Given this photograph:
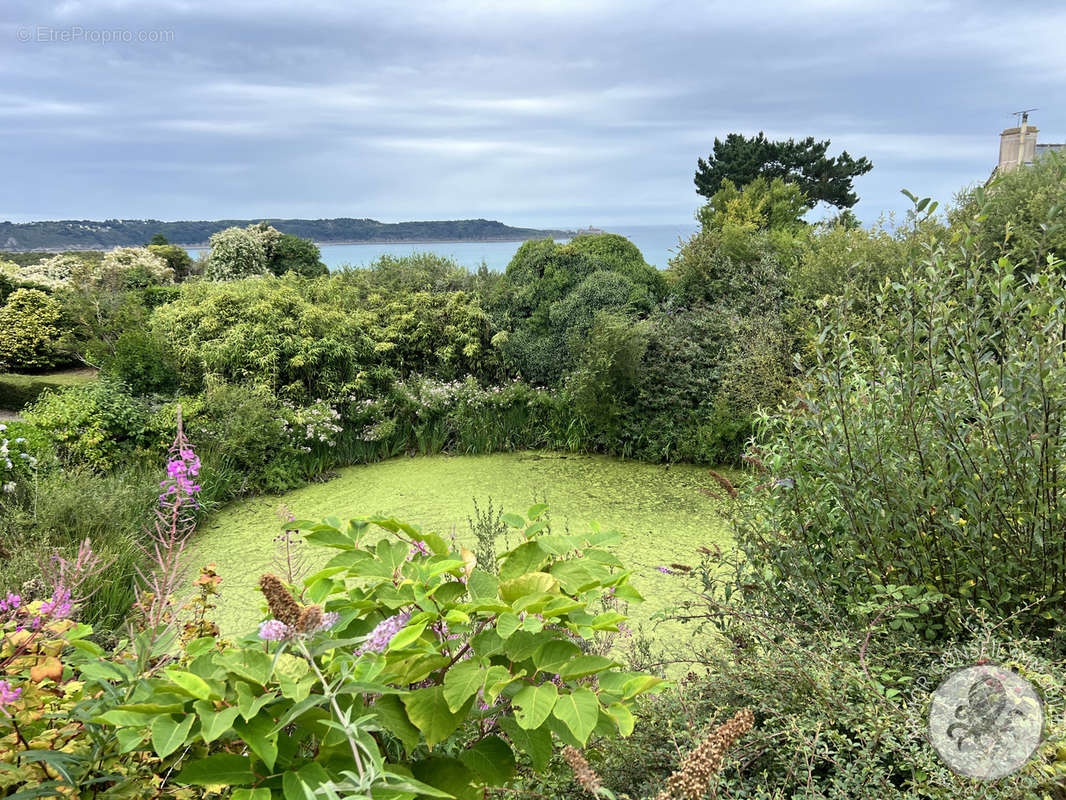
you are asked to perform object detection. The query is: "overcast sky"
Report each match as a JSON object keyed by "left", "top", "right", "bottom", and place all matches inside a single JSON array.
[{"left": 2, "top": 0, "right": 1064, "bottom": 228}]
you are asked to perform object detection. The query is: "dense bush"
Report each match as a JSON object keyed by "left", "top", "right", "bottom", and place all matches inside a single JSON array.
[
  {"left": 148, "top": 242, "right": 197, "bottom": 280},
  {"left": 104, "top": 327, "right": 180, "bottom": 394},
  {"left": 152, "top": 277, "right": 372, "bottom": 401},
  {"left": 0, "top": 288, "right": 68, "bottom": 372},
  {"left": 203, "top": 224, "right": 273, "bottom": 280},
  {"left": 353, "top": 252, "right": 478, "bottom": 293},
  {"left": 267, "top": 232, "right": 328, "bottom": 277},
  {"left": 952, "top": 150, "right": 1066, "bottom": 268},
  {"left": 24, "top": 379, "right": 152, "bottom": 470},
  {"left": 357, "top": 290, "right": 501, "bottom": 382},
  {"left": 738, "top": 195, "right": 1066, "bottom": 640}
]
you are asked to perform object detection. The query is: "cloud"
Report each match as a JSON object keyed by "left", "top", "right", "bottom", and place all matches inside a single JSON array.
[{"left": 0, "top": 0, "right": 1061, "bottom": 227}]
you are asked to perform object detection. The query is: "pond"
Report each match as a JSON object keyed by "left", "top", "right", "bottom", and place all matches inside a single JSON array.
[{"left": 187, "top": 451, "right": 730, "bottom": 638}]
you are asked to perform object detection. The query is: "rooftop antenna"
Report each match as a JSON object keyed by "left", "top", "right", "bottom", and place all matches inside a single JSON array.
[
  {"left": 1013, "top": 108, "right": 1038, "bottom": 126},
  {"left": 1013, "top": 109, "right": 1038, "bottom": 166}
]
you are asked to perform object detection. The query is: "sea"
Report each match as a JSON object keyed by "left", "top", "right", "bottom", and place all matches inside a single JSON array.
[{"left": 188, "top": 224, "right": 698, "bottom": 272}]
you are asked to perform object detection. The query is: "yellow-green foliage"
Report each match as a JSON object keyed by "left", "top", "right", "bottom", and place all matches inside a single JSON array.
[
  {"left": 0, "top": 288, "right": 65, "bottom": 371},
  {"left": 151, "top": 277, "right": 372, "bottom": 399}
]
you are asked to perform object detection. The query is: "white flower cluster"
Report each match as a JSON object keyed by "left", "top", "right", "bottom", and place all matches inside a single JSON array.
[
  {"left": 279, "top": 399, "right": 343, "bottom": 451},
  {"left": 0, "top": 423, "right": 36, "bottom": 495}
]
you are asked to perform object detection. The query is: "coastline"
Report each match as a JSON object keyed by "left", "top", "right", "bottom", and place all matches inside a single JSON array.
[{"left": 1, "top": 233, "right": 575, "bottom": 254}]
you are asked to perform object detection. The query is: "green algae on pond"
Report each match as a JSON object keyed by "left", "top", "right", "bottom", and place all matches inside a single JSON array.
[{"left": 187, "top": 452, "right": 730, "bottom": 637}]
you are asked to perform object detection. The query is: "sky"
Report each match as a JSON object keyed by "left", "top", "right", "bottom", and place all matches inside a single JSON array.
[{"left": 2, "top": 0, "right": 1064, "bottom": 228}]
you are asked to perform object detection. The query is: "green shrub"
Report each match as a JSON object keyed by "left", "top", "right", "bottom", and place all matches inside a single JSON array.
[
  {"left": 0, "top": 462, "right": 157, "bottom": 628},
  {"left": 267, "top": 233, "right": 328, "bottom": 277},
  {"left": 0, "top": 288, "right": 67, "bottom": 371},
  {"left": 24, "top": 379, "right": 152, "bottom": 470},
  {"left": 742, "top": 199, "right": 1066, "bottom": 638},
  {"left": 152, "top": 277, "right": 373, "bottom": 401},
  {"left": 952, "top": 150, "right": 1066, "bottom": 269},
  {"left": 203, "top": 223, "right": 278, "bottom": 280},
  {"left": 148, "top": 242, "right": 196, "bottom": 280},
  {"left": 105, "top": 328, "right": 179, "bottom": 394},
  {"left": 150, "top": 382, "right": 302, "bottom": 496},
  {"left": 567, "top": 312, "right": 649, "bottom": 449},
  {"left": 1, "top": 507, "right": 659, "bottom": 798}
]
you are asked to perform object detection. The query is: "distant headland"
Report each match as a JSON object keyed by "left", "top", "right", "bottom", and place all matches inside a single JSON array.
[{"left": 0, "top": 217, "right": 577, "bottom": 252}]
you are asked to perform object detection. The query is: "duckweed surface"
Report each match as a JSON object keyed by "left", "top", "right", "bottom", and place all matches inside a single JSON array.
[{"left": 189, "top": 452, "right": 730, "bottom": 637}]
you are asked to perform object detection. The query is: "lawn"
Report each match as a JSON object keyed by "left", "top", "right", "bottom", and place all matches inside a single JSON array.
[
  {"left": 187, "top": 451, "right": 731, "bottom": 640},
  {"left": 0, "top": 367, "right": 98, "bottom": 411}
]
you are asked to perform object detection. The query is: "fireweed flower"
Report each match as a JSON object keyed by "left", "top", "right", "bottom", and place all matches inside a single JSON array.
[
  {"left": 0, "top": 681, "right": 20, "bottom": 713},
  {"left": 0, "top": 593, "right": 19, "bottom": 613},
  {"left": 40, "top": 587, "right": 72, "bottom": 619},
  {"left": 159, "top": 445, "right": 201, "bottom": 508},
  {"left": 354, "top": 611, "right": 411, "bottom": 657}
]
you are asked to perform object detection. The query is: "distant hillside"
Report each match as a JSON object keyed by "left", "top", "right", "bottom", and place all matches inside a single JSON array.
[{"left": 0, "top": 218, "right": 574, "bottom": 252}]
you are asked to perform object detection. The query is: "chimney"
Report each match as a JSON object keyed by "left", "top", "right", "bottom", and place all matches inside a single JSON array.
[{"left": 998, "top": 112, "right": 1039, "bottom": 173}]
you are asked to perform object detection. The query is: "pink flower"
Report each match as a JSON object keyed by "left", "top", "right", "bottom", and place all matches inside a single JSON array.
[
  {"left": 0, "top": 681, "right": 20, "bottom": 712},
  {"left": 355, "top": 611, "right": 411, "bottom": 657}
]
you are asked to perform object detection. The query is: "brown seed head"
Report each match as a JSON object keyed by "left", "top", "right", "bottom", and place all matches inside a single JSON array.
[
  {"left": 296, "top": 604, "right": 324, "bottom": 634},
  {"left": 655, "top": 708, "right": 754, "bottom": 800},
  {"left": 563, "top": 745, "right": 602, "bottom": 797},
  {"left": 258, "top": 573, "right": 301, "bottom": 627}
]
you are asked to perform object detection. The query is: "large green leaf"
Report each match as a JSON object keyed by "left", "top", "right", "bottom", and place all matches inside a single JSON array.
[
  {"left": 177, "top": 754, "right": 255, "bottom": 786},
  {"left": 412, "top": 757, "right": 478, "bottom": 800},
  {"left": 459, "top": 735, "right": 516, "bottom": 785},
  {"left": 304, "top": 525, "right": 355, "bottom": 549},
  {"left": 495, "top": 612, "right": 521, "bottom": 639},
  {"left": 497, "top": 717, "right": 553, "bottom": 772},
  {"left": 608, "top": 702, "right": 635, "bottom": 736},
  {"left": 193, "top": 700, "right": 240, "bottom": 744},
  {"left": 232, "top": 790, "right": 271, "bottom": 800},
  {"left": 533, "top": 640, "right": 581, "bottom": 674},
  {"left": 498, "top": 541, "right": 548, "bottom": 581},
  {"left": 217, "top": 649, "right": 275, "bottom": 686},
  {"left": 550, "top": 561, "right": 609, "bottom": 594},
  {"left": 498, "top": 572, "right": 558, "bottom": 604},
  {"left": 372, "top": 694, "right": 421, "bottom": 755},
  {"left": 282, "top": 763, "right": 331, "bottom": 800},
  {"left": 234, "top": 714, "right": 279, "bottom": 770},
  {"left": 235, "top": 681, "right": 276, "bottom": 721},
  {"left": 388, "top": 619, "right": 428, "bottom": 651},
  {"left": 551, "top": 687, "right": 600, "bottom": 746},
  {"left": 165, "top": 669, "right": 215, "bottom": 701},
  {"left": 402, "top": 686, "right": 470, "bottom": 748},
  {"left": 512, "top": 683, "right": 558, "bottom": 730},
  {"left": 467, "top": 570, "right": 499, "bottom": 600},
  {"left": 151, "top": 713, "right": 195, "bottom": 759},
  {"left": 442, "top": 660, "right": 485, "bottom": 713},
  {"left": 558, "top": 655, "right": 615, "bottom": 681}
]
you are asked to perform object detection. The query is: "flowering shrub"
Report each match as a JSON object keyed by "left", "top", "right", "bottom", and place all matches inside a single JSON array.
[
  {"left": 0, "top": 500, "right": 659, "bottom": 797},
  {"left": 0, "top": 422, "right": 36, "bottom": 498},
  {"left": 345, "top": 375, "right": 565, "bottom": 457},
  {"left": 279, "top": 398, "right": 343, "bottom": 452},
  {"left": 203, "top": 224, "right": 273, "bottom": 281},
  {"left": 109, "top": 506, "right": 656, "bottom": 796}
]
